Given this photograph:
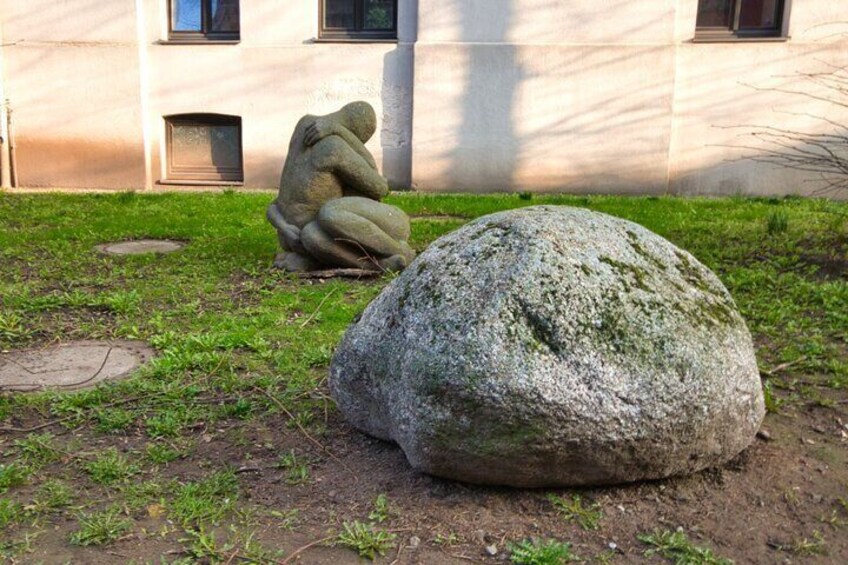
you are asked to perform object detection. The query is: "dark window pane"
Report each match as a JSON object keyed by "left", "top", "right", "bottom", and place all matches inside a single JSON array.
[
  {"left": 363, "top": 0, "right": 394, "bottom": 30},
  {"left": 172, "top": 124, "right": 240, "bottom": 170},
  {"left": 324, "top": 0, "right": 355, "bottom": 29},
  {"left": 210, "top": 0, "right": 239, "bottom": 33},
  {"left": 173, "top": 0, "right": 202, "bottom": 32},
  {"left": 739, "top": 0, "right": 780, "bottom": 29},
  {"left": 696, "top": 0, "right": 733, "bottom": 28}
]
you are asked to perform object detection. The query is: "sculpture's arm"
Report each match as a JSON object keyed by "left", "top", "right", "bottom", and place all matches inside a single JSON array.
[
  {"left": 327, "top": 142, "right": 389, "bottom": 200},
  {"left": 304, "top": 119, "right": 377, "bottom": 170},
  {"left": 266, "top": 201, "right": 307, "bottom": 254}
]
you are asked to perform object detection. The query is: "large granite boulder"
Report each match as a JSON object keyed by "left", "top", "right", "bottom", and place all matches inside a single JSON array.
[{"left": 329, "top": 206, "right": 765, "bottom": 487}]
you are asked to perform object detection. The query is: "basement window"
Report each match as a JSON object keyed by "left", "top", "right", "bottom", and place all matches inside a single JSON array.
[
  {"left": 165, "top": 115, "right": 243, "bottom": 183},
  {"left": 320, "top": 0, "right": 397, "bottom": 40},
  {"left": 169, "top": 0, "right": 240, "bottom": 41},
  {"left": 695, "top": 0, "right": 789, "bottom": 40}
]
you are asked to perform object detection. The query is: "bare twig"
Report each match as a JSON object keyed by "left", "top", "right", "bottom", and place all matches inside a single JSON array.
[
  {"left": 254, "top": 386, "right": 356, "bottom": 477},
  {"left": 295, "top": 268, "right": 382, "bottom": 280},
  {"left": 279, "top": 535, "right": 334, "bottom": 564},
  {"left": 299, "top": 288, "right": 339, "bottom": 328},
  {"left": 760, "top": 356, "right": 808, "bottom": 378}
]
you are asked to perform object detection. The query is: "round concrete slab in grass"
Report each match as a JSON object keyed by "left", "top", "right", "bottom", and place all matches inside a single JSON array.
[
  {"left": 0, "top": 340, "right": 153, "bottom": 392},
  {"left": 98, "top": 239, "right": 185, "bottom": 255}
]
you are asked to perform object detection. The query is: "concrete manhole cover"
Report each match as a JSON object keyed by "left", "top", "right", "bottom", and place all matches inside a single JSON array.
[
  {"left": 97, "top": 239, "right": 185, "bottom": 255},
  {"left": 0, "top": 340, "right": 153, "bottom": 392}
]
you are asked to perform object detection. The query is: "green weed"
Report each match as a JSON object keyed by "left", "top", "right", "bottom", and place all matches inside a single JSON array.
[
  {"left": 0, "top": 463, "right": 29, "bottom": 493},
  {"left": 95, "top": 408, "right": 137, "bottom": 433},
  {"left": 547, "top": 494, "right": 602, "bottom": 531},
  {"left": 638, "top": 529, "right": 732, "bottom": 565},
  {"left": 0, "top": 311, "right": 32, "bottom": 342},
  {"left": 0, "top": 498, "right": 23, "bottom": 527},
  {"left": 69, "top": 507, "right": 133, "bottom": 546},
  {"left": 276, "top": 450, "right": 310, "bottom": 485},
  {"left": 145, "top": 442, "right": 184, "bottom": 464},
  {"left": 766, "top": 209, "right": 789, "bottom": 234},
  {"left": 13, "top": 433, "right": 63, "bottom": 468},
  {"left": 83, "top": 448, "right": 139, "bottom": 485},
  {"left": 169, "top": 470, "right": 239, "bottom": 527},
  {"left": 368, "top": 493, "right": 392, "bottom": 523},
  {"left": 336, "top": 520, "right": 397, "bottom": 560},
  {"left": 179, "top": 528, "right": 234, "bottom": 561},
  {"left": 29, "top": 479, "right": 74, "bottom": 513},
  {"left": 508, "top": 538, "right": 579, "bottom": 564},
  {"left": 762, "top": 380, "right": 784, "bottom": 413}
]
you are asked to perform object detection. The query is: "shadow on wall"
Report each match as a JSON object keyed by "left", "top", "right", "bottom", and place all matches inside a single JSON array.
[
  {"left": 450, "top": 0, "right": 522, "bottom": 192},
  {"left": 381, "top": 46, "right": 415, "bottom": 189}
]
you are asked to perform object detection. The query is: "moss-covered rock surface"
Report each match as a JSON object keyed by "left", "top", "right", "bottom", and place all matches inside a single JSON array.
[{"left": 330, "top": 206, "right": 765, "bottom": 487}]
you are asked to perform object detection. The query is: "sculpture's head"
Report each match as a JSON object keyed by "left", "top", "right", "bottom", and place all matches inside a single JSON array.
[{"left": 336, "top": 101, "right": 377, "bottom": 143}]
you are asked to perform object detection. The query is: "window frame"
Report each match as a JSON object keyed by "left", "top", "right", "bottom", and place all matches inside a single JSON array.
[
  {"left": 318, "top": 0, "right": 398, "bottom": 41},
  {"left": 694, "top": 0, "right": 790, "bottom": 42},
  {"left": 168, "top": 0, "right": 240, "bottom": 42},
  {"left": 164, "top": 114, "right": 244, "bottom": 184}
]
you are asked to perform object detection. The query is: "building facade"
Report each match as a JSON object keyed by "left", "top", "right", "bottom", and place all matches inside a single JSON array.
[{"left": 0, "top": 1, "right": 846, "bottom": 196}]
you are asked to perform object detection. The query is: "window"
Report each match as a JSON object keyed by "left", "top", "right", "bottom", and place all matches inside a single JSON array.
[
  {"left": 696, "top": 0, "right": 788, "bottom": 40},
  {"left": 169, "top": 0, "right": 239, "bottom": 41},
  {"left": 165, "top": 115, "right": 243, "bottom": 183},
  {"left": 320, "top": 0, "right": 397, "bottom": 40}
]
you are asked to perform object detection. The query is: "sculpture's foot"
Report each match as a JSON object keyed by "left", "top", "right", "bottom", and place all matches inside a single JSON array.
[
  {"left": 376, "top": 241, "right": 415, "bottom": 272},
  {"left": 273, "top": 252, "right": 322, "bottom": 272},
  {"left": 378, "top": 254, "right": 411, "bottom": 272}
]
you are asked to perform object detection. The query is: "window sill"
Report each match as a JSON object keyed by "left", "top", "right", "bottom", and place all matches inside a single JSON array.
[
  {"left": 311, "top": 37, "right": 398, "bottom": 44},
  {"left": 691, "top": 35, "right": 789, "bottom": 44},
  {"left": 157, "top": 39, "right": 240, "bottom": 45},
  {"left": 158, "top": 180, "right": 244, "bottom": 187}
]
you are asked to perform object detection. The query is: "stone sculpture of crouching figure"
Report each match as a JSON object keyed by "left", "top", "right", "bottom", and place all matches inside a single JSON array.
[{"left": 267, "top": 101, "right": 415, "bottom": 272}]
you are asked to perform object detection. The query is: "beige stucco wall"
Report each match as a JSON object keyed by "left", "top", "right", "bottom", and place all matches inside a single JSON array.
[
  {"left": 0, "top": 0, "right": 415, "bottom": 190},
  {"left": 0, "top": 0, "right": 147, "bottom": 188},
  {"left": 412, "top": 0, "right": 848, "bottom": 196},
  {"left": 1, "top": 1, "right": 847, "bottom": 195}
]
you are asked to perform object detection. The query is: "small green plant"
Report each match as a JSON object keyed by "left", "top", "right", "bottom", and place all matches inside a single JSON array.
[
  {"left": 121, "top": 480, "right": 165, "bottom": 512},
  {"left": 269, "top": 508, "right": 300, "bottom": 530},
  {"left": 83, "top": 448, "right": 139, "bottom": 485},
  {"left": 788, "top": 530, "right": 827, "bottom": 556},
  {"left": 0, "top": 498, "right": 23, "bottom": 528},
  {"left": 145, "top": 442, "right": 183, "bottom": 464},
  {"left": 519, "top": 191, "right": 534, "bottom": 201},
  {"left": 762, "top": 380, "right": 784, "bottom": 414},
  {"left": 69, "top": 507, "right": 133, "bottom": 546},
  {"left": 368, "top": 493, "right": 391, "bottom": 523},
  {"left": 547, "top": 494, "right": 602, "bottom": 531},
  {"left": 13, "top": 433, "right": 63, "bottom": 468},
  {"left": 766, "top": 209, "right": 789, "bottom": 235},
  {"left": 144, "top": 411, "right": 183, "bottom": 438},
  {"left": 95, "top": 408, "right": 136, "bottom": 433},
  {"left": 29, "top": 479, "right": 74, "bottom": 513},
  {"left": 169, "top": 470, "right": 239, "bottom": 527},
  {"left": 276, "top": 450, "right": 310, "bottom": 485},
  {"left": 434, "top": 532, "right": 460, "bottom": 546},
  {"left": 638, "top": 529, "right": 732, "bottom": 565},
  {"left": 0, "top": 463, "right": 30, "bottom": 493},
  {"left": 0, "top": 311, "right": 32, "bottom": 342},
  {"left": 508, "top": 538, "right": 578, "bottom": 564},
  {"left": 180, "top": 528, "right": 234, "bottom": 561},
  {"left": 336, "top": 520, "right": 396, "bottom": 560}
]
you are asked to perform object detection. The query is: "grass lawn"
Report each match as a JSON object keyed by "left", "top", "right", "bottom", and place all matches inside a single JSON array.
[{"left": 0, "top": 191, "right": 846, "bottom": 563}]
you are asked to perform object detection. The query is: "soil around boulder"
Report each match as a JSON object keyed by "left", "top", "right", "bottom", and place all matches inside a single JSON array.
[
  {"left": 0, "top": 340, "right": 153, "bottom": 392},
  {"left": 330, "top": 206, "right": 766, "bottom": 487},
  {"left": 97, "top": 239, "right": 185, "bottom": 255}
]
